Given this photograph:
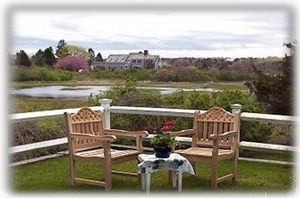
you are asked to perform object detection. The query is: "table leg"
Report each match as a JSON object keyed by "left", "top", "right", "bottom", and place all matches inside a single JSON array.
[
  {"left": 172, "top": 171, "right": 177, "bottom": 188},
  {"left": 177, "top": 171, "right": 183, "bottom": 192},
  {"left": 141, "top": 174, "right": 145, "bottom": 191},
  {"left": 146, "top": 173, "right": 151, "bottom": 193}
]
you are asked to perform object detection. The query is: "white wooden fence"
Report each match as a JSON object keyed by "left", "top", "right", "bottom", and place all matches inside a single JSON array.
[{"left": 9, "top": 99, "right": 296, "bottom": 165}]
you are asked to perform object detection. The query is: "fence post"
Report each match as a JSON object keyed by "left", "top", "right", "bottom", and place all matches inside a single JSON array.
[
  {"left": 231, "top": 103, "right": 242, "bottom": 115},
  {"left": 100, "top": 99, "right": 112, "bottom": 129},
  {"left": 230, "top": 104, "right": 242, "bottom": 157}
]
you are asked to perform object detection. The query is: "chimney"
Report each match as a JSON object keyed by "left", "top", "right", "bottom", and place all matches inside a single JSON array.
[{"left": 144, "top": 50, "right": 148, "bottom": 56}]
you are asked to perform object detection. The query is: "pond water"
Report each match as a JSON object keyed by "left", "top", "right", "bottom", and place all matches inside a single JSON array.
[{"left": 11, "top": 85, "right": 218, "bottom": 98}]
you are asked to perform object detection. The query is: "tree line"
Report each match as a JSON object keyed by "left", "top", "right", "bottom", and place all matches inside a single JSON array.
[{"left": 11, "top": 39, "right": 104, "bottom": 71}]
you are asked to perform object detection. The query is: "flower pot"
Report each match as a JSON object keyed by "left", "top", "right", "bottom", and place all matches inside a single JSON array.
[{"left": 153, "top": 144, "right": 171, "bottom": 158}]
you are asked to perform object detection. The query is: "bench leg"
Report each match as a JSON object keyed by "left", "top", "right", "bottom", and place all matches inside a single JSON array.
[
  {"left": 211, "top": 158, "right": 218, "bottom": 190},
  {"left": 232, "top": 154, "right": 238, "bottom": 182},
  {"left": 70, "top": 158, "right": 75, "bottom": 186},
  {"left": 172, "top": 171, "right": 177, "bottom": 188}
]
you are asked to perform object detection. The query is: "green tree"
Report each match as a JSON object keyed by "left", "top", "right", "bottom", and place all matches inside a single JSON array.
[
  {"left": 43, "top": 47, "right": 56, "bottom": 66},
  {"left": 88, "top": 48, "right": 95, "bottom": 66},
  {"left": 55, "top": 39, "right": 66, "bottom": 56},
  {"left": 245, "top": 43, "right": 294, "bottom": 115},
  {"left": 32, "top": 49, "right": 45, "bottom": 66},
  {"left": 15, "top": 50, "right": 31, "bottom": 66},
  {"left": 56, "top": 44, "right": 90, "bottom": 60}
]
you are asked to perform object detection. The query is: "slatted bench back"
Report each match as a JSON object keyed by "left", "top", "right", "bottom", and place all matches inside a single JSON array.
[
  {"left": 193, "top": 107, "right": 238, "bottom": 148},
  {"left": 66, "top": 107, "right": 106, "bottom": 151}
]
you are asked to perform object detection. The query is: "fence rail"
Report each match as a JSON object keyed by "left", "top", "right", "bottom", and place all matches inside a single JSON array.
[
  {"left": 9, "top": 100, "right": 296, "bottom": 161},
  {"left": 11, "top": 106, "right": 294, "bottom": 123},
  {"left": 10, "top": 106, "right": 104, "bottom": 123}
]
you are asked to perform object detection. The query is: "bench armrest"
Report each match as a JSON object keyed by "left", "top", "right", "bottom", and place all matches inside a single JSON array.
[
  {"left": 208, "top": 131, "right": 237, "bottom": 140},
  {"left": 70, "top": 132, "right": 116, "bottom": 142},
  {"left": 169, "top": 129, "right": 196, "bottom": 137},
  {"left": 105, "top": 129, "right": 148, "bottom": 152},
  {"left": 104, "top": 129, "right": 148, "bottom": 137}
]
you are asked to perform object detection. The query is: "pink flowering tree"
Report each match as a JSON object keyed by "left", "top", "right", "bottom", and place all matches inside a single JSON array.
[{"left": 54, "top": 56, "right": 89, "bottom": 71}]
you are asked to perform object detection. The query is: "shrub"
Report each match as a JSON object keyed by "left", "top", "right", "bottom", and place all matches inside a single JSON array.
[
  {"left": 91, "top": 79, "right": 163, "bottom": 107},
  {"left": 162, "top": 90, "right": 186, "bottom": 108},
  {"left": 152, "top": 67, "right": 213, "bottom": 82},
  {"left": 13, "top": 120, "right": 65, "bottom": 146},
  {"left": 54, "top": 56, "right": 89, "bottom": 71},
  {"left": 240, "top": 121, "right": 272, "bottom": 143},
  {"left": 90, "top": 69, "right": 154, "bottom": 81},
  {"left": 211, "top": 90, "right": 264, "bottom": 112},
  {"left": 89, "top": 80, "right": 280, "bottom": 144},
  {"left": 12, "top": 66, "right": 73, "bottom": 81},
  {"left": 216, "top": 69, "right": 253, "bottom": 81},
  {"left": 36, "top": 119, "right": 63, "bottom": 134},
  {"left": 184, "top": 92, "right": 213, "bottom": 109}
]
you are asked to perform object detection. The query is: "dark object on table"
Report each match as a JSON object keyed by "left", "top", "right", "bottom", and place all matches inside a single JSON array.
[{"left": 153, "top": 144, "right": 172, "bottom": 158}]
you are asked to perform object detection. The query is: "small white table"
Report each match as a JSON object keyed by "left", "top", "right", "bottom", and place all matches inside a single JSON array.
[{"left": 137, "top": 153, "right": 195, "bottom": 193}]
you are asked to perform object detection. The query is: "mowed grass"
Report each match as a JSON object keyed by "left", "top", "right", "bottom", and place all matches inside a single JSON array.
[{"left": 10, "top": 155, "right": 294, "bottom": 193}]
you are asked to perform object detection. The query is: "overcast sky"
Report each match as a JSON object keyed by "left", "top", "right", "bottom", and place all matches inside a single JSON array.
[{"left": 10, "top": 9, "right": 292, "bottom": 58}]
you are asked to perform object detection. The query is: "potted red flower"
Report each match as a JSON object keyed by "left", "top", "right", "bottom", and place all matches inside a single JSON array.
[{"left": 151, "top": 120, "right": 178, "bottom": 158}]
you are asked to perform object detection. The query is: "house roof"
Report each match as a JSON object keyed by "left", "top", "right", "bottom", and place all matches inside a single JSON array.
[
  {"left": 105, "top": 54, "right": 128, "bottom": 63},
  {"left": 128, "top": 53, "right": 159, "bottom": 60},
  {"left": 105, "top": 52, "right": 160, "bottom": 63}
]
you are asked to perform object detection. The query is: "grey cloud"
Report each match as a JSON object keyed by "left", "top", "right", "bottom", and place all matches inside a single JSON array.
[
  {"left": 185, "top": 30, "right": 286, "bottom": 48},
  {"left": 70, "top": 39, "right": 146, "bottom": 50},
  {"left": 13, "top": 21, "right": 287, "bottom": 54},
  {"left": 114, "top": 33, "right": 156, "bottom": 40},
  {"left": 50, "top": 20, "right": 79, "bottom": 31},
  {"left": 12, "top": 34, "right": 283, "bottom": 53},
  {"left": 12, "top": 35, "right": 57, "bottom": 50}
]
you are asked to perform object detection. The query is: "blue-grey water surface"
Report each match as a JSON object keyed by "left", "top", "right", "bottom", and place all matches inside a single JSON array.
[{"left": 11, "top": 86, "right": 218, "bottom": 98}]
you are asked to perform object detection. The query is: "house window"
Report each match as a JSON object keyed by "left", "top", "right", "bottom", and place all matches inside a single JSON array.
[
  {"left": 132, "top": 59, "right": 136, "bottom": 63},
  {"left": 137, "top": 60, "right": 142, "bottom": 63}
]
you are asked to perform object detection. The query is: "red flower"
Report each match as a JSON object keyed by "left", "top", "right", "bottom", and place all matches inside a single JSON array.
[
  {"left": 162, "top": 125, "right": 171, "bottom": 131},
  {"left": 161, "top": 120, "right": 174, "bottom": 132},
  {"left": 165, "top": 120, "right": 174, "bottom": 127}
]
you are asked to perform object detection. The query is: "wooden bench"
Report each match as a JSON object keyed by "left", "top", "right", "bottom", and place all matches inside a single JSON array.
[
  {"left": 172, "top": 107, "right": 241, "bottom": 189},
  {"left": 64, "top": 107, "right": 148, "bottom": 191}
]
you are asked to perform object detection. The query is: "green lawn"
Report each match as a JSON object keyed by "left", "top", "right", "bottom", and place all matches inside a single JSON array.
[{"left": 11, "top": 155, "right": 294, "bottom": 193}]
